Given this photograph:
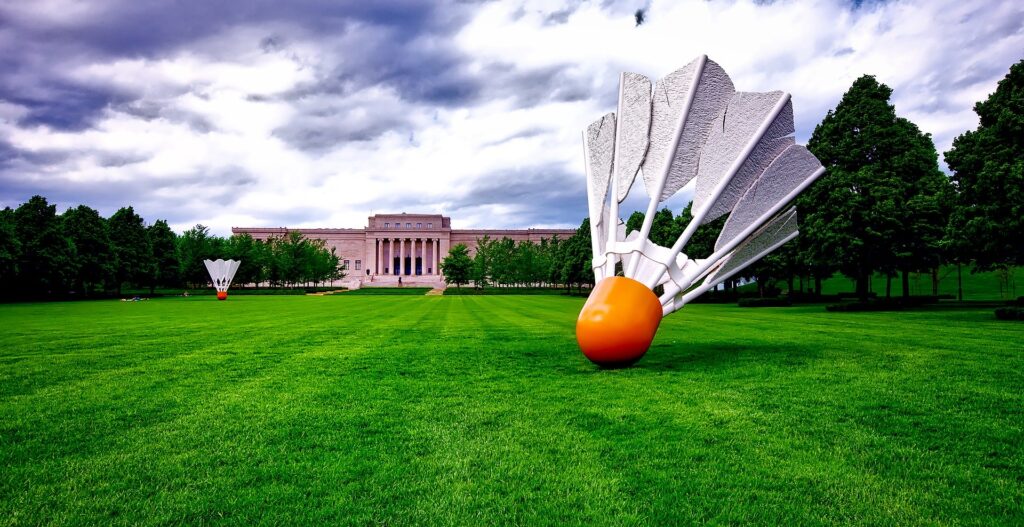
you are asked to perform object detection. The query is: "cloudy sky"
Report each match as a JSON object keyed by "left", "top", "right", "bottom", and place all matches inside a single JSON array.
[{"left": 1, "top": 0, "right": 1021, "bottom": 235}]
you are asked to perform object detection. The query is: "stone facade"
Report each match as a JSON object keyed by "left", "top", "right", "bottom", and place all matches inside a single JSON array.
[{"left": 232, "top": 213, "right": 575, "bottom": 288}]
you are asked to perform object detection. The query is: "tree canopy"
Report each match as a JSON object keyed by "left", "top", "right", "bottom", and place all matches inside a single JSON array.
[
  {"left": 801, "top": 75, "right": 951, "bottom": 300},
  {"left": 441, "top": 243, "right": 472, "bottom": 288},
  {"left": 944, "top": 59, "right": 1024, "bottom": 271}
]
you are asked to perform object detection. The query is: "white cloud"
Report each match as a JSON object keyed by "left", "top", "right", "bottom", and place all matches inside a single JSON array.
[{"left": 1, "top": 0, "right": 1021, "bottom": 234}]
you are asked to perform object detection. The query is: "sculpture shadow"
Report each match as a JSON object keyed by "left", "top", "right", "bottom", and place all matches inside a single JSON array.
[{"left": 629, "top": 340, "right": 823, "bottom": 373}]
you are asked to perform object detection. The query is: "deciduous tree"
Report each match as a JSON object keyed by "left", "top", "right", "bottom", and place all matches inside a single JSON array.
[
  {"left": 108, "top": 206, "right": 151, "bottom": 292},
  {"left": 14, "top": 196, "right": 75, "bottom": 294},
  {"left": 945, "top": 59, "right": 1024, "bottom": 271},
  {"left": 63, "top": 205, "right": 113, "bottom": 294},
  {"left": 441, "top": 243, "right": 472, "bottom": 288}
]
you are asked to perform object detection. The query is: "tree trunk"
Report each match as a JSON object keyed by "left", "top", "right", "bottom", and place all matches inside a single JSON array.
[
  {"left": 787, "top": 275, "right": 795, "bottom": 296},
  {"left": 901, "top": 269, "right": 910, "bottom": 300},
  {"left": 957, "top": 262, "right": 963, "bottom": 302},
  {"left": 885, "top": 275, "right": 892, "bottom": 299},
  {"left": 856, "top": 268, "right": 869, "bottom": 302},
  {"left": 814, "top": 275, "right": 822, "bottom": 297},
  {"left": 931, "top": 267, "right": 939, "bottom": 296}
]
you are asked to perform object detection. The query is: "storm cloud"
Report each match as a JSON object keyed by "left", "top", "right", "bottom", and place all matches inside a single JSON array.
[{"left": 0, "top": 0, "right": 1021, "bottom": 234}]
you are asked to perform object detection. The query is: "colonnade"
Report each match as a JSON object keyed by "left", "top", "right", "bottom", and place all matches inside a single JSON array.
[{"left": 371, "top": 237, "right": 446, "bottom": 276}]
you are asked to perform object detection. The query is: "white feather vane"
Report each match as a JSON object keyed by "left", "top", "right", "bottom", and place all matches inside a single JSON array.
[
  {"left": 580, "top": 55, "right": 825, "bottom": 316},
  {"left": 204, "top": 259, "right": 241, "bottom": 292}
]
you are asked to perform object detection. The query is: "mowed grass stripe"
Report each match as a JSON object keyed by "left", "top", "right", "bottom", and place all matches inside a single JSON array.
[{"left": 0, "top": 296, "right": 1021, "bottom": 525}]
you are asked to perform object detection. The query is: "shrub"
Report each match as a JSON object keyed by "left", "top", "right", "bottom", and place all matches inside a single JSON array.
[
  {"left": 994, "top": 307, "right": 1024, "bottom": 321},
  {"left": 786, "top": 291, "right": 842, "bottom": 303},
  {"left": 826, "top": 301, "right": 904, "bottom": 312},
  {"left": 738, "top": 297, "right": 792, "bottom": 307},
  {"left": 837, "top": 291, "right": 878, "bottom": 299}
]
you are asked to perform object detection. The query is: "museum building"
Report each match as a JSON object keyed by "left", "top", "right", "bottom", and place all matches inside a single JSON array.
[{"left": 232, "top": 213, "right": 575, "bottom": 287}]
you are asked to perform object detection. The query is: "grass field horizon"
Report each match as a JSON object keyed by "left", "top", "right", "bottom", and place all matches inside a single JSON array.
[{"left": 2, "top": 295, "right": 1022, "bottom": 525}]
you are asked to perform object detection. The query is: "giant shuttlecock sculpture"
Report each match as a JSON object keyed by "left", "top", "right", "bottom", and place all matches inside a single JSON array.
[
  {"left": 204, "top": 259, "right": 241, "bottom": 301},
  {"left": 577, "top": 55, "right": 825, "bottom": 367}
]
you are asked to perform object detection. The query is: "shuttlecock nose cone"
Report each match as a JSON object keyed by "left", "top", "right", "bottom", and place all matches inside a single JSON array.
[
  {"left": 216, "top": 291, "right": 228, "bottom": 300},
  {"left": 577, "top": 276, "right": 663, "bottom": 368}
]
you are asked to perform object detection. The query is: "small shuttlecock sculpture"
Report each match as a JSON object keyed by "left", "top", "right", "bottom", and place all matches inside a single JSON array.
[
  {"left": 578, "top": 55, "right": 825, "bottom": 367},
  {"left": 204, "top": 259, "right": 241, "bottom": 300}
]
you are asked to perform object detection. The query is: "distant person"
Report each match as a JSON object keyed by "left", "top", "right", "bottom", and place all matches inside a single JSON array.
[{"left": 398, "top": 276, "right": 402, "bottom": 286}]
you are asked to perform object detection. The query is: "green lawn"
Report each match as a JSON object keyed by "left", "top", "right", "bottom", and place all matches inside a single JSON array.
[
  {"left": 811, "top": 266, "right": 1023, "bottom": 300},
  {"left": 1, "top": 296, "right": 1022, "bottom": 525}
]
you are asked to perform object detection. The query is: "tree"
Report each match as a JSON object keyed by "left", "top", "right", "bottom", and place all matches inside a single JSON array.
[
  {"left": 0, "top": 207, "right": 21, "bottom": 293},
  {"left": 674, "top": 203, "right": 725, "bottom": 260},
  {"left": 274, "top": 230, "right": 309, "bottom": 287},
  {"left": 225, "top": 233, "right": 264, "bottom": 287},
  {"left": 945, "top": 59, "right": 1024, "bottom": 272},
  {"left": 108, "top": 207, "right": 151, "bottom": 293},
  {"left": 471, "top": 235, "right": 493, "bottom": 288},
  {"left": 177, "top": 224, "right": 220, "bottom": 288},
  {"left": 147, "top": 220, "right": 179, "bottom": 292},
  {"left": 63, "top": 205, "right": 114, "bottom": 294},
  {"left": 305, "top": 238, "right": 343, "bottom": 286},
  {"left": 802, "top": 75, "right": 949, "bottom": 301},
  {"left": 888, "top": 118, "right": 952, "bottom": 298},
  {"left": 441, "top": 243, "right": 472, "bottom": 288},
  {"left": 560, "top": 218, "right": 593, "bottom": 293},
  {"left": 14, "top": 196, "right": 75, "bottom": 294}
]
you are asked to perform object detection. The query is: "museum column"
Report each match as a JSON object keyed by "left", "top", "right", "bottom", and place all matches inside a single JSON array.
[
  {"left": 395, "top": 238, "right": 400, "bottom": 275},
  {"left": 376, "top": 238, "right": 383, "bottom": 274}
]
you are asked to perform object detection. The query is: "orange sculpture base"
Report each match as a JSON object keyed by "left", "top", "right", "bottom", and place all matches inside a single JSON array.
[
  {"left": 217, "top": 291, "right": 228, "bottom": 300},
  {"left": 576, "top": 276, "right": 663, "bottom": 368}
]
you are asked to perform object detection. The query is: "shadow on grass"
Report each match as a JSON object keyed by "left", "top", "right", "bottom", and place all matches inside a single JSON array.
[{"left": 630, "top": 341, "right": 823, "bottom": 373}]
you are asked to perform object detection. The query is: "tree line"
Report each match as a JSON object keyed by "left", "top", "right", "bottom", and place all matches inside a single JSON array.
[
  {"left": 440, "top": 227, "right": 594, "bottom": 292},
  {"left": 442, "top": 60, "right": 1023, "bottom": 301},
  {"left": 0, "top": 199, "right": 344, "bottom": 297}
]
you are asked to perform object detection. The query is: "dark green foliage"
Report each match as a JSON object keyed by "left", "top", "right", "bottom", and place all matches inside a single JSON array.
[
  {"left": 225, "top": 233, "right": 265, "bottom": 287},
  {"left": 626, "top": 207, "right": 678, "bottom": 247},
  {"left": 13, "top": 196, "right": 75, "bottom": 293},
  {"left": 108, "top": 206, "right": 152, "bottom": 291},
  {"left": 441, "top": 243, "right": 473, "bottom": 288},
  {"left": 802, "top": 75, "right": 951, "bottom": 300},
  {"left": 265, "top": 231, "right": 342, "bottom": 287},
  {"left": 176, "top": 224, "right": 220, "bottom": 287},
  {"left": 737, "top": 297, "right": 792, "bottom": 307},
  {"left": 673, "top": 203, "right": 724, "bottom": 260},
  {"left": 466, "top": 233, "right": 573, "bottom": 290},
  {"left": 945, "top": 60, "right": 1024, "bottom": 271},
  {"left": 0, "top": 207, "right": 21, "bottom": 290},
  {"left": 470, "top": 235, "right": 493, "bottom": 287},
  {"left": 826, "top": 301, "right": 905, "bottom": 312},
  {"left": 146, "top": 220, "right": 178, "bottom": 290},
  {"left": 559, "top": 218, "right": 593, "bottom": 292},
  {"left": 994, "top": 307, "right": 1024, "bottom": 320},
  {"left": 62, "top": 205, "right": 114, "bottom": 294}
]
